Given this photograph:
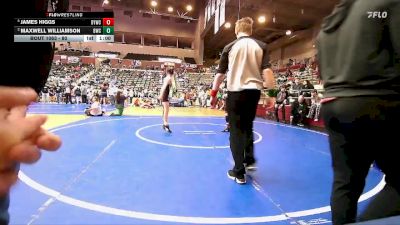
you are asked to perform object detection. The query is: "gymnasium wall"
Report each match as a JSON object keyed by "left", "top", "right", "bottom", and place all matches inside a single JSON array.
[
  {"left": 68, "top": 0, "right": 197, "bottom": 38},
  {"left": 193, "top": 6, "right": 205, "bottom": 65},
  {"left": 270, "top": 37, "right": 317, "bottom": 64},
  {"left": 66, "top": 0, "right": 201, "bottom": 63},
  {"left": 269, "top": 25, "right": 320, "bottom": 65},
  {"left": 57, "top": 42, "right": 196, "bottom": 60}
]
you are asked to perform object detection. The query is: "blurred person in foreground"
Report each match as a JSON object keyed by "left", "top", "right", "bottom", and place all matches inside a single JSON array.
[
  {"left": 317, "top": 0, "right": 400, "bottom": 224},
  {"left": 0, "top": 0, "right": 67, "bottom": 224}
]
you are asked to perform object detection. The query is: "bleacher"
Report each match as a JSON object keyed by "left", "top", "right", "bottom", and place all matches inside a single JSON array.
[
  {"left": 256, "top": 59, "right": 325, "bottom": 128},
  {"left": 275, "top": 70, "right": 319, "bottom": 87},
  {"left": 187, "top": 73, "right": 213, "bottom": 87},
  {"left": 87, "top": 68, "right": 215, "bottom": 97}
]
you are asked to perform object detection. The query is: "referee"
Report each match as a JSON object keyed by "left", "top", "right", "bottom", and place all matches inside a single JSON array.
[{"left": 211, "top": 17, "right": 275, "bottom": 184}]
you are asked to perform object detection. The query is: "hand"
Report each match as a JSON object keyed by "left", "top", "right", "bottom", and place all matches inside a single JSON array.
[
  {"left": 7, "top": 106, "right": 61, "bottom": 152},
  {"left": 0, "top": 87, "right": 37, "bottom": 108},
  {"left": 210, "top": 96, "right": 217, "bottom": 109},
  {"left": 0, "top": 87, "right": 62, "bottom": 196}
]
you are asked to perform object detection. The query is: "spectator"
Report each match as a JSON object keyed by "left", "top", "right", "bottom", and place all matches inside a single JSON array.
[
  {"left": 81, "top": 84, "right": 88, "bottom": 104},
  {"left": 306, "top": 90, "right": 322, "bottom": 122},
  {"left": 49, "top": 86, "right": 55, "bottom": 103},
  {"left": 55, "top": 85, "right": 62, "bottom": 103},
  {"left": 291, "top": 78, "right": 303, "bottom": 96},
  {"left": 41, "top": 86, "right": 49, "bottom": 103},
  {"left": 64, "top": 85, "right": 72, "bottom": 104},
  {"left": 301, "top": 80, "right": 315, "bottom": 105},
  {"left": 109, "top": 85, "right": 117, "bottom": 105},
  {"left": 277, "top": 74, "right": 288, "bottom": 86},
  {"left": 302, "top": 80, "right": 314, "bottom": 95},
  {"left": 128, "top": 89, "right": 134, "bottom": 105},
  {"left": 198, "top": 89, "right": 205, "bottom": 107},
  {"left": 274, "top": 86, "right": 289, "bottom": 123},
  {"left": 285, "top": 68, "right": 293, "bottom": 77},
  {"left": 74, "top": 85, "right": 82, "bottom": 104},
  {"left": 141, "top": 98, "right": 155, "bottom": 109},
  {"left": 134, "top": 98, "right": 140, "bottom": 107},
  {"left": 291, "top": 95, "right": 308, "bottom": 126}
]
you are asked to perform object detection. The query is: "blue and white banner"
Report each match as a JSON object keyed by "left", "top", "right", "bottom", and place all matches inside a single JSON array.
[
  {"left": 204, "top": 3, "right": 208, "bottom": 27},
  {"left": 214, "top": 4, "right": 220, "bottom": 34},
  {"left": 211, "top": 0, "right": 215, "bottom": 16},
  {"left": 207, "top": 1, "right": 211, "bottom": 21},
  {"left": 219, "top": 0, "right": 226, "bottom": 27}
]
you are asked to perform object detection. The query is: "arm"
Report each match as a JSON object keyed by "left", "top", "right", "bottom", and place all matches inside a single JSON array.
[
  {"left": 261, "top": 44, "right": 275, "bottom": 89},
  {"left": 210, "top": 46, "right": 229, "bottom": 108},
  {"left": 210, "top": 73, "right": 226, "bottom": 108},
  {"left": 0, "top": 87, "right": 61, "bottom": 195},
  {"left": 262, "top": 68, "right": 275, "bottom": 89},
  {"left": 213, "top": 45, "right": 229, "bottom": 92},
  {"left": 212, "top": 73, "right": 226, "bottom": 93},
  {"left": 284, "top": 91, "right": 289, "bottom": 104}
]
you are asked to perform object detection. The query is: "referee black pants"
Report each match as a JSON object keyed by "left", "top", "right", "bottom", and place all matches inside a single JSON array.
[
  {"left": 321, "top": 96, "right": 400, "bottom": 225},
  {"left": 227, "top": 89, "right": 260, "bottom": 176}
]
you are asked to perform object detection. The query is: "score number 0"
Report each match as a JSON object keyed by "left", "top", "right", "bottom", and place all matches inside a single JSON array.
[{"left": 102, "top": 18, "right": 114, "bottom": 26}]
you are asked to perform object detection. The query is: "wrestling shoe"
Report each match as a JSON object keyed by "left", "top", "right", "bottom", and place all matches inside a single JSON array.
[
  {"left": 162, "top": 125, "right": 172, "bottom": 133},
  {"left": 227, "top": 170, "right": 246, "bottom": 184}
]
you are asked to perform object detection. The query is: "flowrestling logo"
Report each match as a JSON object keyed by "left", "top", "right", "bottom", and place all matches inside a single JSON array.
[{"left": 367, "top": 11, "right": 388, "bottom": 19}]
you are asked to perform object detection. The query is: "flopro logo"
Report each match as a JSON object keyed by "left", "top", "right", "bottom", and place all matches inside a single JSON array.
[{"left": 367, "top": 11, "right": 388, "bottom": 19}]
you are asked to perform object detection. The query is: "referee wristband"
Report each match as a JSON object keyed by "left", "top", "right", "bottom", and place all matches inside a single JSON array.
[{"left": 211, "top": 90, "right": 218, "bottom": 97}]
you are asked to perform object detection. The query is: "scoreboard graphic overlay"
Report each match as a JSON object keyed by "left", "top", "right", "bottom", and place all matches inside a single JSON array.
[{"left": 14, "top": 12, "right": 114, "bottom": 42}]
